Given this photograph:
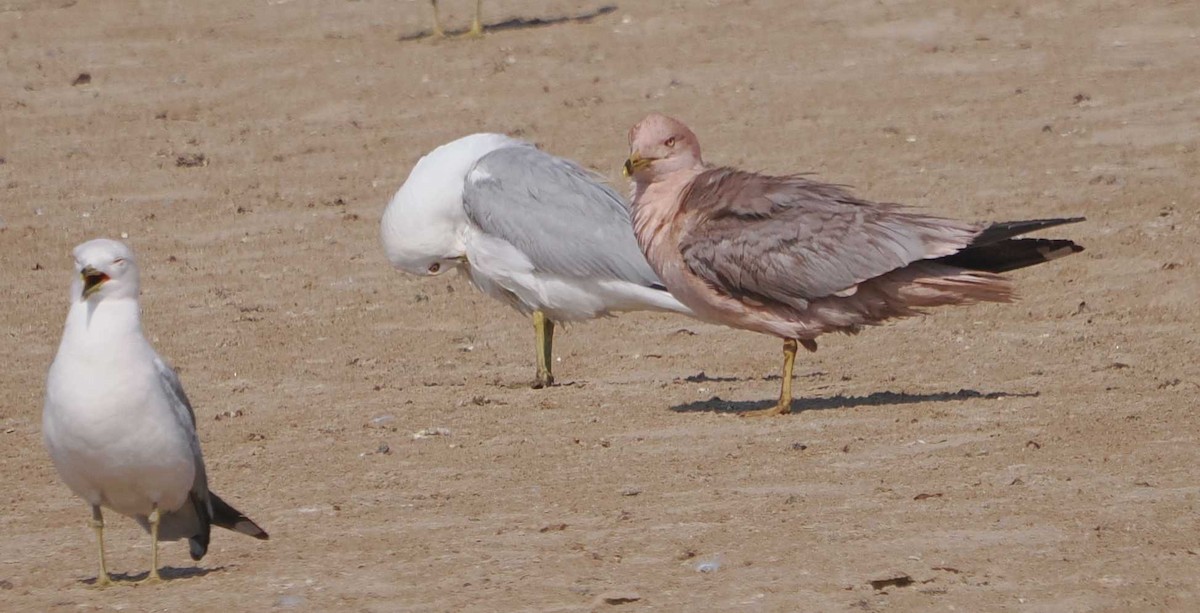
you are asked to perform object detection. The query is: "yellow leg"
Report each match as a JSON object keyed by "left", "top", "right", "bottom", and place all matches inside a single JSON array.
[
  {"left": 532, "top": 310, "right": 555, "bottom": 389},
  {"left": 138, "top": 505, "right": 163, "bottom": 584},
  {"left": 742, "top": 339, "right": 798, "bottom": 417},
  {"left": 90, "top": 505, "right": 112, "bottom": 587},
  {"left": 429, "top": 0, "right": 445, "bottom": 38},
  {"left": 466, "top": 0, "right": 484, "bottom": 37}
]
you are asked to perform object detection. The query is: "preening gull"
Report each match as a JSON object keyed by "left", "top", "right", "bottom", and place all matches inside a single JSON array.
[
  {"left": 624, "top": 114, "right": 1084, "bottom": 417},
  {"left": 43, "top": 239, "right": 268, "bottom": 584},
  {"left": 381, "top": 133, "right": 691, "bottom": 388}
]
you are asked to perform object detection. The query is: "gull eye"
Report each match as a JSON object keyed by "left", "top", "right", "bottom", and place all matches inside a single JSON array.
[
  {"left": 113, "top": 258, "right": 126, "bottom": 265},
  {"left": 427, "top": 262, "right": 441, "bottom": 274},
  {"left": 665, "top": 137, "right": 676, "bottom": 148}
]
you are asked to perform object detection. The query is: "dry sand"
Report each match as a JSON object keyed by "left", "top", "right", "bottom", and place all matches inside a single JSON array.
[{"left": 1, "top": 0, "right": 1198, "bottom": 611}]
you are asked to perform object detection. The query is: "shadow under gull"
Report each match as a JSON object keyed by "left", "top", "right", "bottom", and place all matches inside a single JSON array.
[
  {"left": 400, "top": 5, "right": 617, "bottom": 41},
  {"left": 671, "top": 389, "right": 1038, "bottom": 415}
]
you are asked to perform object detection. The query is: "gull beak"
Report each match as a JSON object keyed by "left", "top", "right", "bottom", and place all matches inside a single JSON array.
[
  {"left": 81, "top": 266, "right": 109, "bottom": 299},
  {"left": 623, "top": 153, "right": 651, "bottom": 177}
]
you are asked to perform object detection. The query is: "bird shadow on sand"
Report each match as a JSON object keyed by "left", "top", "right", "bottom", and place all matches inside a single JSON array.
[
  {"left": 399, "top": 5, "right": 617, "bottom": 41},
  {"left": 80, "top": 566, "right": 225, "bottom": 586},
  {"left": 674, "top": 370, "right": 827, "bottom": 384},
  {"left": 671, "top": 389, "right": 1038, "bottom": 415}
]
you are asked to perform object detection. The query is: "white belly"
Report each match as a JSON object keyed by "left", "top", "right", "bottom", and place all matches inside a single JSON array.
[
  {"left": 43, "top": 360, "right": 196, "bottom": 518},
  {"left": 464, "top": 233, "right": 688, "bottom": 321}
]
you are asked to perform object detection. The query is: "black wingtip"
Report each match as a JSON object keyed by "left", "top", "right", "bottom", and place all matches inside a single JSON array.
[
  {"left": 209, "top": 492, "right": 270, "bottom": 541},
  {"left": 938, "top": 238, "right": 1083, "bottom": 273},
  {"left": 188, "top": 536, "right": 208, "bottom": 561},
  {"left": 972, "top": 217, "right": 1086, "bottom": 247},
  {"left": 186, "top": 490, "right": 212, "bottom": 561}
]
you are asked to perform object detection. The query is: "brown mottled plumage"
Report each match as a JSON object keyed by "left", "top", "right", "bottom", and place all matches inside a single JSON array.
[{"left": 624, "top": 113, "right": 1083, "bottom": 416}]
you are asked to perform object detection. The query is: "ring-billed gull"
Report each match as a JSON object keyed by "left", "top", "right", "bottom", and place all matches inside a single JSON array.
[
  {"left": 624, "top": 114, "right": 1084, "bottom": 416},
  {"left": 381, "top": 133, "right": 691, "bottom": 388},
  {"left": 43, "top": 239, "right": 268, "bottom": 584}
]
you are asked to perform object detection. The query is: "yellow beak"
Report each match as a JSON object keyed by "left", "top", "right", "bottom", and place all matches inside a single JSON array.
[
  {"left": 623, "top": 154, "right": 652, "bottom": 177},
  {"left": 81, "top": 266, "right": 108, "bottom": 299}
]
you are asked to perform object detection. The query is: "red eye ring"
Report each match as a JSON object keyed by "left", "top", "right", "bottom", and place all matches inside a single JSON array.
[
  {"left": 665, "top": 137, "right": 676, "bottom": 148},
  {"left": 428, "top": 262, "right": 440, "bottom": 274}
]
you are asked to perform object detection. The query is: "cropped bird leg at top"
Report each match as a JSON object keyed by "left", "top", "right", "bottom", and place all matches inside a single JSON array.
[
  {"left": 138, "top": 504, "right": 163, "bottom": 584},
  {"left": 742, "top": 339, "right": 800, "bottom": 418},
  {"left": 467, "top": 0, "right": 484, "bottom": 37},
  {"left": 428, "top": 1, "right": 484, "bottom": 38},
  {"left": 532, "top": 310, "right": 555, "bottom": 389},
  {"left": 428, "top": 0, "right": 445, "bottom": 37},
  {"left": 90, "top": 505, "right": 112, "bottom": 587}
]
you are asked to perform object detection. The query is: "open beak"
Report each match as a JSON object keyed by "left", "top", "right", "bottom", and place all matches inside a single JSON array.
[
  {"left": 81, "top": 266, "right": 109, "bottom": 299},
  {"left": 623, "top": 153, "right": 652, "bottom": 177}
]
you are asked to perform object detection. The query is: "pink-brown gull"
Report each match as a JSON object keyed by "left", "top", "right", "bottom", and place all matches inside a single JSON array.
[{"left": 624, "top": 114, "right": 1084, "bottom": 417}]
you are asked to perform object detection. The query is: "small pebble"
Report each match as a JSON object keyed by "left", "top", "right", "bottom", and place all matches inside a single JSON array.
[
  {"left": 413, "top": 427, "right": 452, "bottom": 439},
  {"left": 696, "top": 555, "right": 722, "bottom": 573},
  {"left": 369, "top": 414, "right": 396, "bottom": 427}
]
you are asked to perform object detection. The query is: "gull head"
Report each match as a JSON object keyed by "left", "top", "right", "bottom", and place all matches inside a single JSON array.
[
  {"left": 71, "top": 238, "right": 139, "bottom": 302},
  {"left": 625, "top": 113, "right": 702, "bottom": 182},
  {"left": 381, "top": 133, "right": 524, "bottom": 278},
  {"left": 380, "top": 192, "right": 467, "bottom": 278}
]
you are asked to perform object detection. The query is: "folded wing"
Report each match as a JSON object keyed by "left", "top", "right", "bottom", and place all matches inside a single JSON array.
[
  {"left": 463, "top": 146, "right": 665, "bottom": 288},
  {"left": 678, "top": 169, "right": 982, "bottom": 309}
]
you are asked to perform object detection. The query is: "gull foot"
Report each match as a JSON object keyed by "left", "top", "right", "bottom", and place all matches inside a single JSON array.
[
  {"left": 739, "top": 402, "right": 791, "bottom": 418},
  {"left": 135, "top": 570, "right": 163, "bottom": 585},
  {"left": 531, "top": 373, "right": 555, "bottom": 389}
]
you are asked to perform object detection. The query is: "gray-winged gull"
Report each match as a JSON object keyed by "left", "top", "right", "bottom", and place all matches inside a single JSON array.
[
  {"left": 624, "top": 113, "right": 1084, "bottom": 416},
  {"left": 43, "top": 239, "right": 268, "bottom": 584},
  {"left": 381, "top": 133, "right": 691, "bottom": 388}
]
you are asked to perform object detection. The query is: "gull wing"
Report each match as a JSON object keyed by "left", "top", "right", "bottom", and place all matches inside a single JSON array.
[
  {"left": 151, "top": 355, "right": 267, "bottom": 555},
  {"left": 463, "top": 146, "right": 666, "bottom": 289},
  {"left": 677, "top": 168, "right": 982, "bottom": 309}
]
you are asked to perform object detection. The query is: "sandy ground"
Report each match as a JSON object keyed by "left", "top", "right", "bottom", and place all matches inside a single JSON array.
[{"left": 2, "top": 0, "right": 1199, "bottom": 611}]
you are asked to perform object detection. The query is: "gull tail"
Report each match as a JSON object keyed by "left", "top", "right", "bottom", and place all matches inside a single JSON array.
[
  {"left": 210, "top": 492, "right": 270, "bottom": 540},
  {"left": 937, "top": 217, "right": 1085, "bottom": 273},
  {"left": 814, "top": 218, "right": 1083, "bottom": 334},
  {"left": 184, "top": 492, "right": 268, "bottom": 561}
]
